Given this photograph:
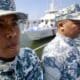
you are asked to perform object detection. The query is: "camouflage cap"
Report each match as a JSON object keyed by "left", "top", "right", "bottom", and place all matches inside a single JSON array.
[
  {"left": 0, "top": 0, "right": 27, "bottom": 20},
  {"left": 56, "top": 12, "right": 80, "bottom": 21},
  {"left": 0, "top": 0, "right": 16, "bottom": 10}
]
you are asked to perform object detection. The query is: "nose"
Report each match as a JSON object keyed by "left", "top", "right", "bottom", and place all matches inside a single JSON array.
[
  {"left": 5, "top": 29, "right": 17, "bottom": 39},
  {"left": 6, "top": 32, "right": 17, "bottom": 39}
]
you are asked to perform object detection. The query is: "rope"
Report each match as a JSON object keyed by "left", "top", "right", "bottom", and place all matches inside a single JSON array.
[{"left": 34, "top": 43, "right": 48, "bottom": 51}]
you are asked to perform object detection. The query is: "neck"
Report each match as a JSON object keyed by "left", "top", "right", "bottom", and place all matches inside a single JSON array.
[
  {"left": 0, "top": 57, "right": 15, "bottom": 62},
  {"left": 57, "top": 31, "right": 75, "bottom": 39}
]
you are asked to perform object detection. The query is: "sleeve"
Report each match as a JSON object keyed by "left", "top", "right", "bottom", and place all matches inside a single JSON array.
[
  {"left": 42, "top": 57, "right": 61, "bottom": 80},
  {"left": 29, "top": 49, "right": 43, "bottom": 80},
  {"left": 19, "top": 48, "right": 43, "bottom": 80}
]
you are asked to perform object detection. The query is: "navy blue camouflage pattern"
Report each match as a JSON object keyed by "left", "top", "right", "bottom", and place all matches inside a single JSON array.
[
  {"left": 0, "top": 48, "right": 43, "bottom": 80},
  {"left": 42, "top": 33, "right": 80, "bottom": 80},
  {"left": 0, "top": 0, "right": 16, "bottom": 10}
]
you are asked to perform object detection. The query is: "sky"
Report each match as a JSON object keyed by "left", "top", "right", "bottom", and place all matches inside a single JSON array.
[{"left": 15, "top": 0, "right": 80, "bottom": 20}]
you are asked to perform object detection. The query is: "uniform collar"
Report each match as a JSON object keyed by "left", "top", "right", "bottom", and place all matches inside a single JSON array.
[
  {"left": 56, "top": 33, "right": 76, "bottom": 46},
  {"left": 0, "top": 56, "right": 17, "bottom": 72}
]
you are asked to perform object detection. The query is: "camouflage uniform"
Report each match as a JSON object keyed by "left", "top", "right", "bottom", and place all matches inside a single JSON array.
[
  {"left": 0, "top": 0, "right": 15, "bottom": 10},
  {"left": 0, "top": 48, "right": 43, "bottom": 80},
  {"left": 42, "top": 33, "right": 80, "bottom": 80}
]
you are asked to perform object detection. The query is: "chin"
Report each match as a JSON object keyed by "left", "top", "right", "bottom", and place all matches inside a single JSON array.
[
  {"left": 3, "top": 52, "right": 18, "bottom": 59},
  {"left": 74, "top": 35, "right": 79, "bottom": 38},
  {"left": 3, "top": 48, "right": 20, "bottom": 58}
]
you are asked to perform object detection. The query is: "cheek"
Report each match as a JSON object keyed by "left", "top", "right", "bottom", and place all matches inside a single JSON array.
[
  {"left": 69, "top": 27, "right": 80, "bottom": 36},
  {"left": 67, "top": 24, "right": 78, "bottom": 31},
  {"left": 72, "top": 27, "right": 79, "bottom": 31},
  {"left": 16, "top": 29, "right": 20, "bottom": 38},
  {"left": 64, "top": 26, "right": 77, "bottom": 35},
  {"left": 15, "top": 27, "right": 20, "bottom": 34},
  {"left": 64, "top": 27, "right": 71, "bottom": 33},
  {"left": 0, "top": 35, "right": 6, "bottom": 48}
]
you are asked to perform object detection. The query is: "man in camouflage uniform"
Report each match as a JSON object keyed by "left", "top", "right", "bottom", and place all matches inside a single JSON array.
[
  {"left": 42, "top": 12, "right": 80, "bottom": 80},
  {"left": 0, "top": 0, "right": 43, "bottom": 80}
]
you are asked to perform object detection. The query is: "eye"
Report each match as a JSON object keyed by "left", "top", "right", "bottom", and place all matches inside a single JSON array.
[
  {"left": 11, "top": 20, "right": 18, "bottom": 26},
  {"left": 0, "top": 22, "right": 4, "bottom": 27},
  {"left": 11, "top": 16, "right": 18, "bottom": 26}
]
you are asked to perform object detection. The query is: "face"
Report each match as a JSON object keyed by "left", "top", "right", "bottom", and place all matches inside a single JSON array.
[
  {"left": 0, "top": 14, "right": 20, "bottom": 59},
  {"left": 58, "top": 19, "right": 80, "bottom": 38}
]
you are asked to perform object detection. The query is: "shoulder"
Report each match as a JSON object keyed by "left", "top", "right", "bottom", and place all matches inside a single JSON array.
[
  {"left": 18, "top": 47, "right": 36, "bottom": 57},
  {"left": 42, "top": 37, "right": 78, "bottom": 60},
  {"left": 16, "top": 48, "right": 43, "bottom": 80},
  {"left": 17, "top": 47, "right": 40, "bottom": 64},
  {"left": 42, "top": 37, "right": 66, "bottom": 57}
]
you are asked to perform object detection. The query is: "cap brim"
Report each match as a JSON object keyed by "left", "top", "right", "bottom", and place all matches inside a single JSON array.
[
  {"left": 69, "top": 17, "right": 80, "bottom": 21},
  {"left": 0, "top": 10, "right": 27, "bottom": 20},
  {"left": 56, "top": 12, "right": 80, "bottom": 21}
]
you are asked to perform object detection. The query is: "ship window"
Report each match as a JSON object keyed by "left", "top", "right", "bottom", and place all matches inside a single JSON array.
[
  {"left": 51, "top": 19, "right": 54, "bottom": 22},
  {"left": 41, "top": 20, "right": 44, "bottom": 22},
  {"left": 45, "top": 20, "right": 48, "bottom": 24}
]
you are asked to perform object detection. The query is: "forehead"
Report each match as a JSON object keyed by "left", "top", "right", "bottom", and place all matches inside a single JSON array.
[
  {"left": 65, "top": 19, "right": 80, "bottom": 25},
  {"left": 70, "top": 20, "right": 80, "bottom": 24},
  {"left": 58, "top": 19, "right": 80, "bottom": 25},
  {"left": 0, "top": 14, "right": 18, "bottom": 21}
]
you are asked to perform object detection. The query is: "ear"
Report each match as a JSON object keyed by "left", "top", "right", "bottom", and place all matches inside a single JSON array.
[
  {"left": 58, "top": 21, "right": 64, "bottom": 28},
  {"left": 58, "top": 21, "right": 63, "bottom": 27},
  {"left": 58, "top": 21, "right": 66, "bottom": 32},
  {"left": 58, "top": 20, "right": 67, "bottom": 28}
]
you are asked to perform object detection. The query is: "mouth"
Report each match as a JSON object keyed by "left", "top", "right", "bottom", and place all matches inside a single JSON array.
[{"left": 6, "top": 43, "right": 18, "bottom": 49}]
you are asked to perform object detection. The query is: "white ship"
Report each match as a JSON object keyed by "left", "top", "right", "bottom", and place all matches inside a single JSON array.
[
  {"left": 21, "top": 2, "right": 80, "bottom": 41},
  {"left": 25, "top": 0, "right": 57, "bottom": 40}
]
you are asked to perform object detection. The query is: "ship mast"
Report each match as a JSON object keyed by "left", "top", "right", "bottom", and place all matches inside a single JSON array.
[
  {"left": 47, "top": 0, "right": 57, "bottom": 13},
  {"left": 50, "top": 0, "right": 56, "bottom": 11}
]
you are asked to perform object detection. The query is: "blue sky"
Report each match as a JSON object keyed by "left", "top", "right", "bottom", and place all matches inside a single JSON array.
[{"left": 15, "top": 0, "right": 80, "bottom": 20}]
